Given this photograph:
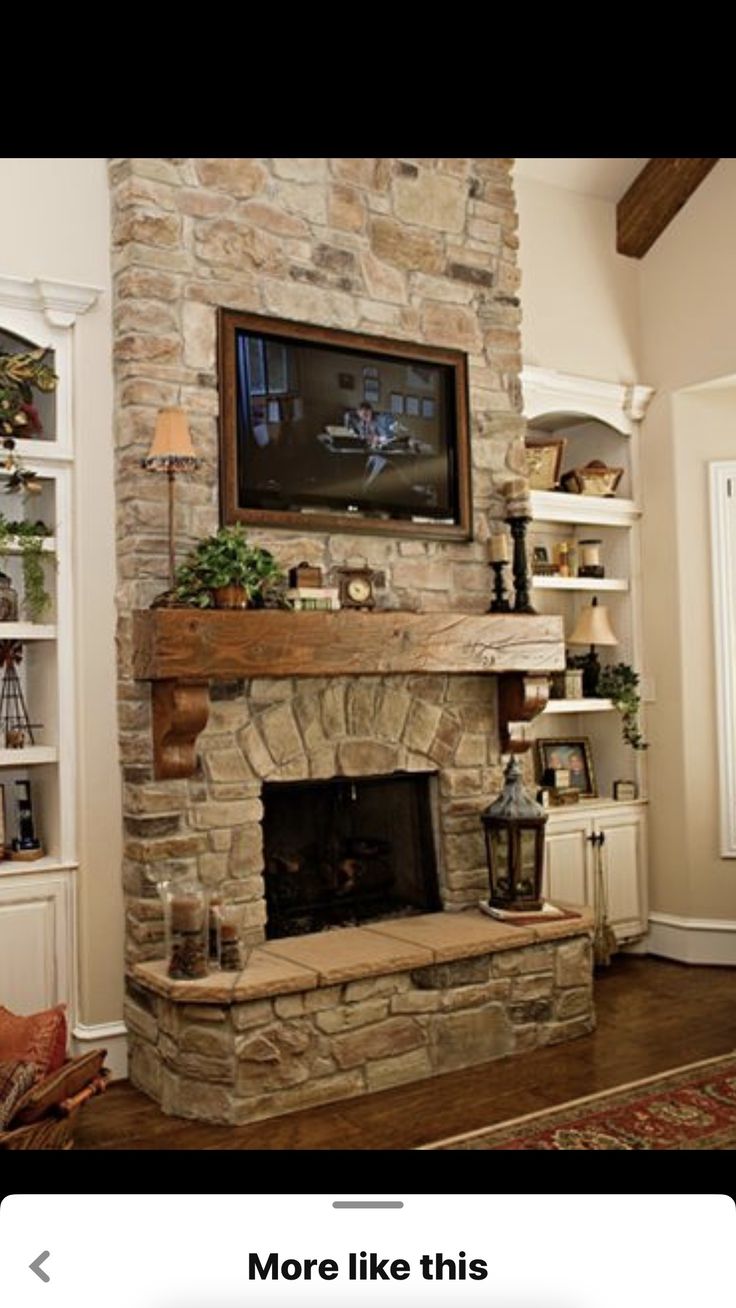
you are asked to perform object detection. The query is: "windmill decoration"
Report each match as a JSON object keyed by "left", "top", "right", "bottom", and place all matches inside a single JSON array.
[{"left": 0, "top": 641, "right": 41, "bottom": 748}]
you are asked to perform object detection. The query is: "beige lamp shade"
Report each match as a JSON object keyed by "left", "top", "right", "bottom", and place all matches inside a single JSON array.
[
  {"left": 568, "top": 599, "right": 618, "bottom": 647},
  {"left": 144, "top": 408, "right": 197, "bottom": 469}
]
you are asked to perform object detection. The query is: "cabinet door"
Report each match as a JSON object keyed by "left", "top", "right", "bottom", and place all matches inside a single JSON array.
[
  {"left": 544, "top": 815, "right": 592, "bottom": 906},
  {"left": 0, "top": 872, "right": 74, "bottom": 1016},
  {"left": 598, "top": 809, "right": 646, "bottom": 940}
]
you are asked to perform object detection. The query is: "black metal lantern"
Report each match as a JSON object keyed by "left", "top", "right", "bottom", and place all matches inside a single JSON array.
[{"left": 481, "top": 756, "right": 548, "bottom": 912}]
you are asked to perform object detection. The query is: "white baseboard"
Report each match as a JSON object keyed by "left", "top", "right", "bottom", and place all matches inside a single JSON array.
[
  {"left": 72, "top": 1021, "right": 128, "bottom": 1081},
  {"left": 644, "top": 913, "right": 736, "bottom": 965}
]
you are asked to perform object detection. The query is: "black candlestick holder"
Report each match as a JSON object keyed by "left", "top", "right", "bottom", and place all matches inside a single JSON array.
[
  {"left": 489, "top": 560, "right": 511, "bottom": 613},
  {"left": 509, "top": 515, "right": 536, "bottom": 614}
]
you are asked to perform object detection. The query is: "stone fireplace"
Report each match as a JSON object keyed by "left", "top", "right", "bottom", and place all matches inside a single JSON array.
[{"left": 112, "top": 157, "right": 595, "bottom": 1124}]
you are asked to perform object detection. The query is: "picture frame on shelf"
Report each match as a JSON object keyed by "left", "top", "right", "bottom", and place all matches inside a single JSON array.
[
  {"left": 525, "top": 436, "right": 566, "bottom": 490},
  {"left": 535, "top": 737, "right": 597, "bottom": 798},
  {"left": 613, "top": 779, "right": 638, "bottom": 802},
  {"left": 532, "top": 544, "right": 558, "bottom": 576}
]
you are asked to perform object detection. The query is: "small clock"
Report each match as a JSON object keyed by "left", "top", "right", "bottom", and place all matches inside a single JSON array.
[{"left": 338, "top": 568, "right": 377, "bottom": 610}]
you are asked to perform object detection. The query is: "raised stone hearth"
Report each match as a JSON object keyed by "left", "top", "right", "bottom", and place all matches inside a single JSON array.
[{"left": 126, "top": 907, "right": 595, "bottom": 1124}]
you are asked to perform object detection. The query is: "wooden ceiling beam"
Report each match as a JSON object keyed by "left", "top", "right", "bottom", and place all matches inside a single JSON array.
[{"left": 617, "top": 158, "right": 719, "bottom": 258}]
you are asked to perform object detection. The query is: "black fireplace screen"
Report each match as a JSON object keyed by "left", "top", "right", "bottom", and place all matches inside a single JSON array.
[{"left": 263, "top": 772, "right": 441, "bottom": 938}]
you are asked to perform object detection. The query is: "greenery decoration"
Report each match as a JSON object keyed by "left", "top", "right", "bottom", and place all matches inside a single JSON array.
[
  {"left": 172, "top": 525, "right": 285, "bottom": 608},
  {"left": 597, "top": 663, "right": 648, "bottom": 750},
  {"left": 0, "top": 347, "right": 57, "bottom": 438},
  {"left": 0, "top": 517, "right": 53, "bottom": 621}
]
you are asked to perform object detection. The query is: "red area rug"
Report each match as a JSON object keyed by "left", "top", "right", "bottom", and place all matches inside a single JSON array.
[{"left": 424, "top": 1053, "right": 736, "bottom": 1149}]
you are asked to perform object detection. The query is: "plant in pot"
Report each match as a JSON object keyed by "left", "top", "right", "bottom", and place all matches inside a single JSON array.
[
  {"left": 597, "top": 663, "right": 648, "bottom": 750},
  {"left": 172, "top": 525, "right": 285, "bottom": 609},
  {"left": 0, "top": 515, "right": 53, "bottom": 621}
]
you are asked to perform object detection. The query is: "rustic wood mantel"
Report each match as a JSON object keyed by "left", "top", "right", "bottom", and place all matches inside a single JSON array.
[{"left": 133, "top": 608, "right": 565, "bottom": 779}]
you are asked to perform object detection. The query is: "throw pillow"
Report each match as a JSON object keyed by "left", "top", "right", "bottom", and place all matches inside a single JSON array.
[
  {"left": 12, "top": 1048, "right": 107, "bottom": 1126},
  {"left": 0, "top": 1004, "right": 67, "bottom": 1077},
  {"left": 0, "top": 1059, "right": 39, "bottom": 1130}
]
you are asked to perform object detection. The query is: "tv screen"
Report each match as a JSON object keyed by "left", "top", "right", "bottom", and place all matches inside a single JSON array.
[{"left": 219, "top": 312, "right": 471, "bottom": 540}]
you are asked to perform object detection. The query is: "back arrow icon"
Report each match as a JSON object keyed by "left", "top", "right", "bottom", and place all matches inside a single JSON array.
[{"left": 30, "top": 1251, "right": 51, "bottom": 1282}]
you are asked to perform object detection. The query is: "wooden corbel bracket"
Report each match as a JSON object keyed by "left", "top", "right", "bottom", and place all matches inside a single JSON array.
[
  {"left": 497, "top": 672, "right": 550, "bottom": 753},
  {"left": 151, "top": 678, "right": 211, "bottom": 780}
]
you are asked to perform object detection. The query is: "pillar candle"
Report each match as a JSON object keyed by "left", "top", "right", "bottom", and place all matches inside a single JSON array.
[
  {"left": 488, "top": 533, "right": 510, "bottom": 563},
  {"left": 170, "top": 895, "right": 204, "bottom": 932}
]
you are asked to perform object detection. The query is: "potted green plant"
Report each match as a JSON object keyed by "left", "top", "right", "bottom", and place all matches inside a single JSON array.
[
  {"left": 172, "top": 525, "right": 285, "bottom": 609},
  {"left": 0, "top": 516, "right": 53, "bottom": 621},
  {"left": 597, "top": 663, "right": 648, "bottom": 750}
]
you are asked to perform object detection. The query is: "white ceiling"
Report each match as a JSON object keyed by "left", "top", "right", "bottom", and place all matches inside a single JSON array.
[{"left": 514, "top": 158, "right": 648, "bottom": 202}]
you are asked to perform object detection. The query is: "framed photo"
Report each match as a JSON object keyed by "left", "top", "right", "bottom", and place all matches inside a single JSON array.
[
  {"left": 219, "top": 310, "right": 472, "bottom": 540},
  {"left": 421, "top": 398, "right": 435, "bottom": 419},
  {"left": 525, "top": 437, "right": 566, "bottom": 491},
  {"left": 535, "top": 737, "right": 597, "bottom": 797},
  {"left": 338, "top": 372, "right": 355, "bottom": 390},
  {"left": 533, "top": 545, "right": 549, "bottom": 563}
]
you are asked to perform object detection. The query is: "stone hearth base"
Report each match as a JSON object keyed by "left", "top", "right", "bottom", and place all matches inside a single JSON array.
[{"left": 126, "top": 908, "right": 595, "bottom": 1126}]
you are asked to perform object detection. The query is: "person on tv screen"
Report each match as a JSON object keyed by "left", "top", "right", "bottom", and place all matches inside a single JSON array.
[{"left": 347, "top": 402, "right": 391, "bottom": 486}]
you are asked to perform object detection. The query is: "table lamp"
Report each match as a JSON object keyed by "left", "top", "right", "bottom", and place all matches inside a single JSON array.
[
  {"left": 143, "top": 408, "right": 197, "bottom": 589},
  {"left": 568, "top": 596, "right": 618, "bottom": 695}
]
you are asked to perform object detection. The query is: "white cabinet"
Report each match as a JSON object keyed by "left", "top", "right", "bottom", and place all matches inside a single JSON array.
[
  {"left": 543, "top": 804, "right": 647, "bottom": 942},
  {"left": 0, "top": 869, "right": 74, "bottom": 1013},
  {"left": 544, "top": 810, "right": 591, "bottom": 905},
  {"left": 0, "top": 276, "right": 98, "bottom": 1028}
]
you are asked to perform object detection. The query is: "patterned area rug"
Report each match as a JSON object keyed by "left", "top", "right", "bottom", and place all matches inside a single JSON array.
[{"left": 423, "top": 1053, "right": 736, "bottom": 1150}]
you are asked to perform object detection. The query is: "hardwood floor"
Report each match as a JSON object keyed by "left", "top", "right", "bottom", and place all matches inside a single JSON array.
[{"left": 75, "top": 956, "right": 736, "bottom": 1151}]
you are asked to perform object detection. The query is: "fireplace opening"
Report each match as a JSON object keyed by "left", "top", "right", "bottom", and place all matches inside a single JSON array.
[{"left": 263, "top": 771, "right": 441, "bottom": 938}]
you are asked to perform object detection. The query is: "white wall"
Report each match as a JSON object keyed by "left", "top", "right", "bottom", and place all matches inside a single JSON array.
[
  {"left": 640, "top": 159, "right": 736, "bottom": 391},
  {"left": 515, "top": 173, "right": 640, "bottom": 382},
  {"left": 638, "top": 160, "right": 736, "bottom": 928},
  {"left": 0, "top": 158, "right": 123, "bottom": 1027}
]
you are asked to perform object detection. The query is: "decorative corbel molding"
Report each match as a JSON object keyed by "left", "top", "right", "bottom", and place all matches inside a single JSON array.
[{"left": 0, "top": 274, "right": 101, "bottom": 326}]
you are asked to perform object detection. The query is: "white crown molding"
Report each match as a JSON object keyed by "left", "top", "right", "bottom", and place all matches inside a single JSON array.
[
  {"left": 0, "top": 274, "right": 101, "bottom": 327},
  {"left": 72, "top": 1020, "right": 128, "bottom": 1081},
  {"left": 645, "top": 912, "right": 736, "bottom": 966},
  {"left": 521, "top": 365, "right": 655, "bottom": 432}
]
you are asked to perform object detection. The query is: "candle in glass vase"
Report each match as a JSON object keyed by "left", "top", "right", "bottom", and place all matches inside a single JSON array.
[
  {"left": 170, "top": 894, "right": 204, "bottom": 933},
  {"left": 488, "top": 533, "right": 510, "bottom": 563}
]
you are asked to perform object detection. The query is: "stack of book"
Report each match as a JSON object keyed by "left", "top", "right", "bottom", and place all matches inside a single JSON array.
[{"left": 286, "top": 587, "right": 340, "bottom": 612}]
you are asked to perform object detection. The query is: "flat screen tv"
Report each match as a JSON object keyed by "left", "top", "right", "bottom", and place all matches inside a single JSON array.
[{"left": 218, "top": 310, "right": 472, "bottom": 540}]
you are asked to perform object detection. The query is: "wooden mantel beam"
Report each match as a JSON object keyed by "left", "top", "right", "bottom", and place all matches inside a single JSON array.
[
  {"left": 133, "top": 609, "right": 564, "bottom": 779},
  {"left": 617, "top": 158, "right": 719, "bottom": 258},
  {"left": 133, "top": 609, "right": 564, "bottom": 681}
]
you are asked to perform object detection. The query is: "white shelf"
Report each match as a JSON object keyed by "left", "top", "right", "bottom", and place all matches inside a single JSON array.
[
  {"left": 3, "top": 439, "right": 72, "bottom": 465},
  {"left": 543, "top": 698, "right": 615, "bottom": 714},
  {"left": 0, "top": 746, "right": 57, "bottom": 766},
  {"left": 546, "top": 797, "right": 648, "bottom": 819},
  {"left": 532, "top": 576, "right": 629, "bottom": 592},
  {"left": 1, "top": 536, "right": 55, "bottom": 554},
  {"left": 0, "top": 855, "right": 78, "bottom": 878},
  {"left": 531, "top": 489, "right": 641, "bottom": 526},
  {"left": 0, "top": 623, "right": 56, "bottom": 640}
]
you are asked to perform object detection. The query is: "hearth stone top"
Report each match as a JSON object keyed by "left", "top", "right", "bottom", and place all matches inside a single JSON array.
[{"left": 131, "top": 907, "right": 594, "bottom": 1005}]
